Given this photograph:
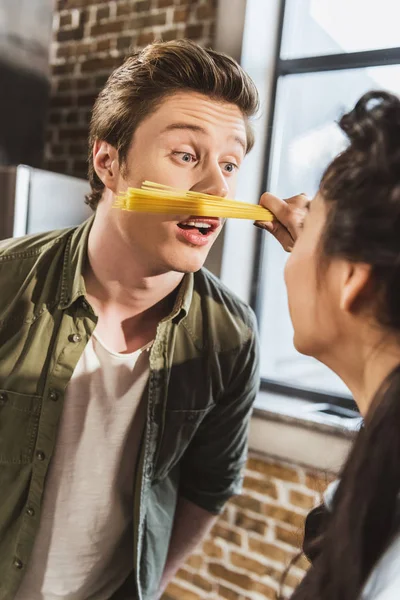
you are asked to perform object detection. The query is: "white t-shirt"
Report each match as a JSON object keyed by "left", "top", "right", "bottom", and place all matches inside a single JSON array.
[
  {"left": 15, "top": 333, "right": 151, "bottom": 600},
  {"left": 324, "top": 480, "right": 400, "bottom": 600}
]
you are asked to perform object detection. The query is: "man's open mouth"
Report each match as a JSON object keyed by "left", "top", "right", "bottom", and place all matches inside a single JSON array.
[{"left": 177, "top": 218, "right": 220, "bottom": 236}]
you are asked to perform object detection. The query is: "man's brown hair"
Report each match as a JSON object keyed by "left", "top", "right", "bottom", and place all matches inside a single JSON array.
[{"left": 87, "top": 39, "right": 259, "bottom": 209}]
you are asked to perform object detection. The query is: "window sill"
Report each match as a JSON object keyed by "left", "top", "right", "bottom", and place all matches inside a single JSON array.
[{"left": 249, "top": 391, "right": 361, "bottom": 473}]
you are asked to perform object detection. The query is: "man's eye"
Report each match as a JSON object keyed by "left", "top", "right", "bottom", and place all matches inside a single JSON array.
[
  {"left": 223, "top": 162, "right": 238, "bottom": 173},
  {"left": 175, "top": 152, "right": 196, "bottom": 163}
]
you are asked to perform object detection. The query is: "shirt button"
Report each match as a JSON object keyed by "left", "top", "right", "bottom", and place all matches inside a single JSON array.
[
  {"left": 0, "top": 392, "right": 7, "bottom": 405},
  {"left": 49, "top": 390, "right": 59, "bottom": 402},
  {"left": 69, "top": 333, "right": 82, "bottom": 343},
  {"left": 13, "top": 558, "right": 23, "bottom": 569},
  {"left": 81, "top": 300, "right": 89, "bottom": 311},
  {"left": 26, "top": 507, "right": 35, "bottom": 517},
  {"left": 36, "top": 451, "right": 45, "bottom": 461}
]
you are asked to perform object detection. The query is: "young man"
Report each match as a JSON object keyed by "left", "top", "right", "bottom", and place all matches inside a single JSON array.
[{"left": 0, "top": 40, "right": 307, "bottom": 600}]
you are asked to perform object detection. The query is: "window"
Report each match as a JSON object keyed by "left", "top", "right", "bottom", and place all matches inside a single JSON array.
[{"left": 253, "top": 0, "right": 400, "bottom": 403}]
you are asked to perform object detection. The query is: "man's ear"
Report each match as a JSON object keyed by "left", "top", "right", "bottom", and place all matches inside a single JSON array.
[
  {"left": 92, "top": 141, "right": 120, "bottom": 194},
  {"left": 340, "top": 262, "right": 373, "bottom": 314}
]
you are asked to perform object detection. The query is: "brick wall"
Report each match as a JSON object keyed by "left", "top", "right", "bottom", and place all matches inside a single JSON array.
[
  {"left": 163, "top": 453, "right": 335, "bottom": 600},
  {"left": 45, "top": 0, "right": 218, "bottom": 179}
]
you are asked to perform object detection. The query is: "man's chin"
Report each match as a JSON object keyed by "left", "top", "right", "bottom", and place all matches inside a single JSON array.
[{"left": 167, "top": 254, "right": 209, "bottom": 274}]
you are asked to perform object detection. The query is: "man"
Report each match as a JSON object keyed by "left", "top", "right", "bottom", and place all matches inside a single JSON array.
[{"left": 0, "top": 40, "right": 307, "bottom": 600}]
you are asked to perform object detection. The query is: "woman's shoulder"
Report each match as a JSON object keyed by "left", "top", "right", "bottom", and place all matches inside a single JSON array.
[
  {"left": 361, "top": 531, "right": 400, "bottom": 599},
  {"left": 323, "top": 479, "right": 400, "bottom": 600}
]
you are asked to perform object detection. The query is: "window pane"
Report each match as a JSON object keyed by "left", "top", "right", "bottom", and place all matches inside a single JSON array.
[
  {"left": 259, "top": 65, "right": 400, "bottom": 395},
  {"left": 281, "top": 0, "right": 400, "bottom": 59}
]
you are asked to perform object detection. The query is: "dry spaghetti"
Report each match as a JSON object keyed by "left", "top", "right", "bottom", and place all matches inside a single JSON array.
[{"left": 114, "top": 181, "right": 273, "bottom": 221}]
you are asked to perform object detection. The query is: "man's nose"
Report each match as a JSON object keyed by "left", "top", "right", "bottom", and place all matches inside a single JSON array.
[{"left": 191, "top": 166, "right": 229, "bottom": 198}]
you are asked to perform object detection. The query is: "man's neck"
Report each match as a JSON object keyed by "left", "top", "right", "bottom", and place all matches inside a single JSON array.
[{"left": 82, "top": 212, "right": 185, "bottom": 353}]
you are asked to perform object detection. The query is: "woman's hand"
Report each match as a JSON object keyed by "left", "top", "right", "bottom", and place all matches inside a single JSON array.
[{"left": 255, "top": 192, "right": 310, "bottom": 252}]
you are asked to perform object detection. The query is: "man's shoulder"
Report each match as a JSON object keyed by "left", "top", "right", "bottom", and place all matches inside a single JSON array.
[
  {"left": 187, "top": 268, "right": 258, "bottom": 352},
  {"left": 0, "top": 227, "right": 70, "bottom": 262},
  {"left": 0, "top": 228, "right": 74, "bottom": 319},
  {"left": 194, "top": 267, "right": 257, "bottom": 329}
]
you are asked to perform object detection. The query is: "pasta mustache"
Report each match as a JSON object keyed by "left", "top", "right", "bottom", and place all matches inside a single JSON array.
[{"left": 114, "top": 181, "right": 273, "bottom": 221}]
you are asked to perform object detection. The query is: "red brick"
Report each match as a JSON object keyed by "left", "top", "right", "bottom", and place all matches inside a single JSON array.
[
  {"left": 247, "top": 457, "right": 300, "bottom": 483},
  {"left": 230, "top": 551, "right": 272, "bottom": 576},
  {"left": 57, "top": 27, "right": 84, "bottom": 42},
  {"left": 185, "top": 554, "right": 204, "bottom": 570},
  {"left": 163, "top": 581, "right": 202, "bottom": 600},
  {"left": 58, "top": 79, "right": 73, "bottom": 92},
  {"left": 217, "top": 585, "right": 242, "bottom": 600},
  {"left": 65, "top": 111, "right": 79, "bottom": 124},
  {"left": 116, "top": 2, "right": 133, "bottom": 17},
  {"left": 202, "top": 540, "right": 223, "bottom": 559},
  {"left": 185, "top": 24, "right": 203, "bottom": 39},
  {"left": 249, "top": 538, "right": 294, "bottom": 564},
  {"left": 235, "top": 512, "right": 267, "bottom": 536},
  {"left": 208, "top": 563, "right": 255, "bottom": 592},
  {"left": 275, "top": 524, "right": 302, "bottom": 548},
  {"left": 53, "top": 64, "right": 75, "bottom": 76},
  {"left": 141, "top": 12, "right": 167, "bottom": 27},
  {"left": 97, "top": 5, "right": 110, "bottom": 20},
  {"left": 305, "top": 471, "right": 334, "bottom": 494},
  {"left": 211, "top": 523, "right": 243, "bottom": 546},
  {"left": 72, "top": 159, "right": 88, "bottom": 174},
  {"left": 196, "top": 4, "right": 215, "bottom": 19},
  {"left": 243, "top": 475, "right": 278, "bottom": 499},
  {"left": 263, "top": 503, "right": 305, "bottom": 529},
  {"left": 173, "top": 8, "right": 189, "bottom": 22},
  {"left": 192, "top": 573, "right": 214, "bottom": 593},
  {"left": 50, "top": 95, "right": 75, "bottom": 108},
  {"left": 231, "top": 494, "right": 263, "bottom": 514},
  {"left": 161, "top": 28, "right": 179, "bottom": 42},
  {"left": 59, "top": 12, "right": 73, "bottom": 27},
  {"left": 81, "top": 57, "right": 121, "bottom": 73},
  {"left": 59, "top": 126, "right": 88, "bottom": 140},
  {"left": 176, "top": 568, "right": 193, "bottom": 585},
  {"left": 117, "top": 35, "right": 134, "bottom": 51},
  {"left": 135, "top": 0, "right": 151, "bottom": 10},
  {"left": 289, "top": 490, "right": 316, "bottom": 510},
  {"left": 51, "top": 142, "right": 65, "bottom": 154},
  {"left": 47, "top": 159, "right": 68, "bottom": 173},
  {"left": 90, "top": 21, "right": 125, "bottom": 36},
  {"left": 77, "top": 78, "right": 91, "bottom": 90},
  {"left": 254, "top": 581, "right": 277, "bottom": 599},
  {"left": 96, "top": 38, "right": 111, "bottom": 52},
  {"left": 137, "top": 31, "right": 156, "bottom": 46},
  {"left": 158, "top": 0, "right": 174, "bottom": 6}
]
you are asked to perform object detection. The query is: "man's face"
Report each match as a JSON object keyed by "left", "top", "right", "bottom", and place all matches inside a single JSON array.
[{"left": 106, "top": 91, "right": 247, "bottom": 274}]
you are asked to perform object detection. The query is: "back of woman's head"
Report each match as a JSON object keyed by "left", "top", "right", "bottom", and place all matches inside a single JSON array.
[
  {"left": 291, "top": 91, "right": 400, "bottom": 600},
  {"left": 320, "top": 90, "right": 400, "bottom": 330}
]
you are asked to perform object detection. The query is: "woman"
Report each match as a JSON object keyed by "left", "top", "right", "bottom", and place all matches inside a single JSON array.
[{"left": 279, "top": 90, "right": 400, "bottom": 600}]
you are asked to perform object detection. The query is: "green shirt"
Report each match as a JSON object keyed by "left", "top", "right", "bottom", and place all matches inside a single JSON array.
[{"left": 0, "top": 217, "right": 259, "bottom": 600}]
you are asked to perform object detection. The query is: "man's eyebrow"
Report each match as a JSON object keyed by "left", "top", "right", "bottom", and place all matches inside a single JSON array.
[
  {"left": 162, "top": 123, "right": 207, "bottom": 135},
  {"left": 162, "top": 123, "right": 247, "bottom": 153}
]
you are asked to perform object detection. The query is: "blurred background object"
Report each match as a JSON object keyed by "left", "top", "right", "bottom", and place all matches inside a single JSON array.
[
  {"left": 0, "top": 165, "right": 91, "bottom": 240},
  {"left": 0, "top": 0, "right": 53, "bottom": 167}
]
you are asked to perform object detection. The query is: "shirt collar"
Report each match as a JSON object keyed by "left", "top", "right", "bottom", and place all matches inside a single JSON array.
[
  {"left": 166, "top": 272, "right": 194, "bottom": 323},
  {"left": 58, "top": 215, "right": 94, "bottom": 310},
  {"left": 58, "top": 215, "right": 194, "bottom": 320}
]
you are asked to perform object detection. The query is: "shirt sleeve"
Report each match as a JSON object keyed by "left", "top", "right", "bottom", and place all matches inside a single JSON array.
[{"left": 178, "top": 313, "right": 260, "bottom": 514}]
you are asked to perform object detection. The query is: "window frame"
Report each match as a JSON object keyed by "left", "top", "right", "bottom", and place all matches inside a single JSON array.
[{"left": 251, "top": 0, "right": 400, "bottom": 408}]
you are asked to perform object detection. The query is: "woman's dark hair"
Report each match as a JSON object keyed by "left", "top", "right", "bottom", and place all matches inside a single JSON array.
[{"left": 290, "top": 90, "right": 400, "bottom": 600}]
